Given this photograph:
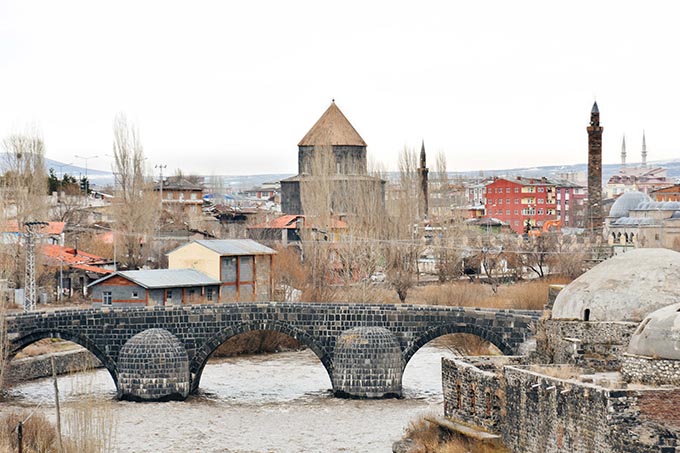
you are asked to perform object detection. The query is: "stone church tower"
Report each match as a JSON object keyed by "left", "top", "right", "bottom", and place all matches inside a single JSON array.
[
  {"left": 280, "top": 102, "right": 385, "bottom": 215},
  {"left": 587, "top": 101, "right": 603, "bottom": 233}
]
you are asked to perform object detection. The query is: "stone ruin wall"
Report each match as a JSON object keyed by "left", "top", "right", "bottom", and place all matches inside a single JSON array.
[
  {"left": 622, "top": 354, "right": 680, "bottom": 387},
  {"left": 534, "top": 320, "right": 638, "bottom": 371},
  {"left": 441, "top": 357, "right": 522, "bottom": 431}
]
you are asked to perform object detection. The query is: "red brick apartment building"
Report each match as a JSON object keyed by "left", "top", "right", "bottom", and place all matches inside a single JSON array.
[{"left": 484, "top": 177, "right": 585, "bottom": 234}]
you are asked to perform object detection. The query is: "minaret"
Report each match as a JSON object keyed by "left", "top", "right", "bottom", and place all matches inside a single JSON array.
[
  {"left": 621, "top": 134, "right": 627, "bottom": 167},
  {"left": 587, "top": 101, "right": 603, "bottom": 234},
  {"left": 641, "top": 130, "right": 647, "bottom": 167},
  {"left": 418, "top": 140, "right": 429, "bottom": 220}
]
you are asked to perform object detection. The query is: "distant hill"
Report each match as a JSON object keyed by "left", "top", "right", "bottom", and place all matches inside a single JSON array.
[{"left": 5, "top": 155, "right": 678, "bottom": 192}]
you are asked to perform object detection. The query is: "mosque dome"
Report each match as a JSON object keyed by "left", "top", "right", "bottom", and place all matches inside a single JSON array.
[
  {"left": 551, "top": 249, "right": 680, "bottom": 322},
  {"left": 608, "top": 192, "right": 651, "bottom": 218},
  {"left": 628, "top": 303, "right": 680, "bottom": 360}
]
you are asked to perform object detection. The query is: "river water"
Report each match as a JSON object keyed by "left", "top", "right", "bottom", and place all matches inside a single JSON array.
[{"left": 1, "top": 344, "right": 455, "bottom": 452}]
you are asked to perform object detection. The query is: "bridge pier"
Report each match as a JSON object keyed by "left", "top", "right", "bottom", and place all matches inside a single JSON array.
[
  {"left": 117, "top": 329, "right": 190, "bottom": 402},
  {"left": 332, "top": 327, "right": 403, "bottom": 398}
]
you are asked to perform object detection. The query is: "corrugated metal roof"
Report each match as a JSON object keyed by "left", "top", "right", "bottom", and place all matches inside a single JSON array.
[
  {"left": 111, "top": 269, "right": 220, "bottom": 289},
  {"left": 194, "top": 239, "right": 276, "bottom": 256}
]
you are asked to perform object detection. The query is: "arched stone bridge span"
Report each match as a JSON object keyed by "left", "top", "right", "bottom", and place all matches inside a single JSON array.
[{"left": 5, "top": 303, "right": 539, "bottom": 400}]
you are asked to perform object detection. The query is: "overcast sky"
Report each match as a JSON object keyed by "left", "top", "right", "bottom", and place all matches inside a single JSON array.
[{"left": 1, "top": 1, "right": 678, "bottom": 176}]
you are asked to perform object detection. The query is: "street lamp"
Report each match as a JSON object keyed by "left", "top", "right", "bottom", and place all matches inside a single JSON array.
[{"left": 74, "top": 154, "right": 99, "bottom": 193}]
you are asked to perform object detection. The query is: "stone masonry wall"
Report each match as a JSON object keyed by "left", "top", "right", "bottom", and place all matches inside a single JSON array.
[
  {"left": 536, "top": 320, "right": 638, "bottom": 370},
  {"left": 6, "top": 348, "right": 101, "bottom": 383},
  {"left": 503, "top": 365, "right": 680, "bottom": 453},
  {"left": 442, "top": 357, "right": 521, "bottom": 431},
  {"left": 622, "top": 354, "right": 680, "bottom": 386}
]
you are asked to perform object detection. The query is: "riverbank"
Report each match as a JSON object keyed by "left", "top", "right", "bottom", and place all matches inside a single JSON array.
[{"left": 5, "top": 348, "right": 102, "bottom": 384}]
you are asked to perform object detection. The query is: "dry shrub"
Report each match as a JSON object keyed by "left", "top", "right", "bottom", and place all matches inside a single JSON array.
[
  {"left": 434, "top": 334, "right": 501, "bottom": 356},
  {"left": 14, "top": 338, "right": 79, "bottom": 359},
  {"left": 0, "top": 411, "right": 57, "bottom": 453},
  {"left": 211, "top": 330, "right": 301, "bottom": 358},
  {"left": 413, "top": 278, "right": 572, "bottom": 311},
  {"left": 404, "top": 415, "right": 509, "bottom": 453}
]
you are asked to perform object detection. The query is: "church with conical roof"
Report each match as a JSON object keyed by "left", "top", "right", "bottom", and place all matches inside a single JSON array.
[{"left": 280, "top": 101, "right": 385, "bottom": 215}]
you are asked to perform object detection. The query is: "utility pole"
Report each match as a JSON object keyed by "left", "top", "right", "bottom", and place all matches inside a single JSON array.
[
  {"left": 24, "top": 221, "right": 48, "bottom": 311},
  {"left": 74, "top": 154, "right": 99, "bottom": 194},
  {"left": 155, "top": 164, "right": 167, "bottom": 210}
]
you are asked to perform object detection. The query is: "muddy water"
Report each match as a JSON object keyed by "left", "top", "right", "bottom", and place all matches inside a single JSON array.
[{"left": 2, "top": 344, "right": 455, "bottom": 452}]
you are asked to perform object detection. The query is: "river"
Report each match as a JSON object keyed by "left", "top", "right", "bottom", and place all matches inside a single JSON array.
[{"left": 1, "top": 343, "right": 456, "bottom": 452}]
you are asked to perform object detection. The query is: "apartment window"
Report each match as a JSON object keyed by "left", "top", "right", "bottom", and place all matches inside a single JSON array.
[
  {"left": 514, "top": 199, "right": 519, "bottom": 204},
  {"left": 538, "top": 209, "right": 544, "bottom": 215},
  {"left": 190, "top": 193, "right": 197, "bottom": 200},
  {"left": 131, "top": 291, "right": 139, "bottom": 299},
  {"left": 538, "top": 198, "right": 544, "bottom": 204},
  {"left": 206, "top": 287, "right": 214, "bottom": 301},
  {"left": 499, "top": 199, "right": 503, "bottom": 205},
  {"left": 514, "top": 210, "right": 519, "bottom": 215},
  {"left": 506, "top": 188, "right": 511, "bottom": 193},
  {"left": 514, "top": 220, "right": 519, "bottom": 226},
  {"left": 506, "top": 198, "right": 510, "bottom": 204},
  {"left": 538, "top": 187, "right": 544, "bottom": 193},
  {"left": 514, "top": 187, "right": 519, "bottom": 193},
  {"left": 103, "top": 291, "right": 112, "bottom": 305},
  {"left": 166, "top": 193, "right": 173, "bottom": 200}
]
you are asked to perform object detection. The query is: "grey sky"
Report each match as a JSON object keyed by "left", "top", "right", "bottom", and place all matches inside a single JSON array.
[{"left": 1, "top": 1, "right": 678, "bottom": 176}]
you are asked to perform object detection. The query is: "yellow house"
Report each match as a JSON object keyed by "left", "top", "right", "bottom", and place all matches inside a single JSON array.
[{"left": 167, "top": 239, "right": 276, "bottom": 302}]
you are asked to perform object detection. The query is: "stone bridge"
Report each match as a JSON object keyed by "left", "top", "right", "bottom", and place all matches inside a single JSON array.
[{"left": 5, "top": 303, "right": 539, "bottom": 401}]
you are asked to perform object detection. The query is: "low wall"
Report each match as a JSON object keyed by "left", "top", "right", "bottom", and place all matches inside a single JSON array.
[
  {"left": 536, "top": 320, "right": 638, "bottom": 370},
  {"left": 503, "top": 365, "right": 680, "bottom": 453},
  {"left": 622, "top": 354, "right": 680, "bottom": 386},
  {"left": 5, "top": 348, "right": 102, "bottom": 383}
]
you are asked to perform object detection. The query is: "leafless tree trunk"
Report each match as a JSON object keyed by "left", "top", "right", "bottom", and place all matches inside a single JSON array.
[
  {"left": 384, "top": 147, "right": 422, "bottom": 302},
  {"left": 112, "top": 114, "right": 158, "bottom": 270}
]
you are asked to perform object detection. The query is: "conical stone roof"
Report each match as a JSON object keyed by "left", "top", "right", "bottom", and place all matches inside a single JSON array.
[{"left": 298, "top": 102, "right": 367, "bottom": 147}]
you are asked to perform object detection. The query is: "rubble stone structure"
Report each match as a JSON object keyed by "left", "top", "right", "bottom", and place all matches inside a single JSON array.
[{"left": 441, "top": 248, "right": 680, "bottom": 452}]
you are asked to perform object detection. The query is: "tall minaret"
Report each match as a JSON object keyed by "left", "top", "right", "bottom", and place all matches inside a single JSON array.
[
  {"left": 418, "top": 140, "right": 429, "bottom": 220},
  {"left": 587, "top": 101, "right": 603, "bottom": 234},
  {"left": 641, "top": 130, "right": 647, "bottom": 167},
  {"left": 621, "top": 134, "right": 627, "bottom": 167}
]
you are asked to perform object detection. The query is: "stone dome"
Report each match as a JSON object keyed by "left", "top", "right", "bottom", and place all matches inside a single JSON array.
[
  {"left": 117, "top": 328, "right": 190, "bottom": 401},
  {"left": 551, "top": 248, "right": 680, "bottom": 322},
  {"left": 332, "top": 327, "right": 403, "bottom": 398},
  {"left": 628, "top": 303, "right": 680, "bottom": 360},
  {"left": 608, "top": 191, "right": 651, "bottom": 218}
]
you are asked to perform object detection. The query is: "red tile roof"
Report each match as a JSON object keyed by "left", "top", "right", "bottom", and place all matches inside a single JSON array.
[{"left": 41, "top": 245, "right": 112, "bottom": 274}]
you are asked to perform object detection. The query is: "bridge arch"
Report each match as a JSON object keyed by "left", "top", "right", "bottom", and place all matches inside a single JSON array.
[
  {"left": 402, "top": 323, "right": 515, "bottom": 367},
  {"left": 8, "top": 329, "right": 118, "bottom": 390},
  {"left": 190, "top": 320, "right": 332, "bottom": 392}
]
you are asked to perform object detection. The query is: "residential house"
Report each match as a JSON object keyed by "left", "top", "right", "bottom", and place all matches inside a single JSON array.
[
  {"left": 88, "top": 269, "right": 221, "bottom": 307},
  {"left": 1, "top": 221, "right": 65, "bottom": 245},
  {"left": 156, "top": 177, "right": 204, "bottom": 215},
  {"left": 247, "top": 214, "right": 348, "bottom": 245},
  {"left": 41, "top": 244, "right": 112, "bottom": 297},
  {"left": 167, "top": 239, "right": 276, "bottom": 302}
]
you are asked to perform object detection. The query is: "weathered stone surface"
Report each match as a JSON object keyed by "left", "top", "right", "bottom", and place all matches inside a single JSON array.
[
  {"left": 5, "top": 303, "right": 538, "bottom": 400},
  {"left": 332, "top": 327, "right": 403, "bottom": 398},
  {"left": 551, "top": 248, "right": 680, "bottom": 322},
  {"left": 117, "top": 328, "right": 190, "bottom": 401}
]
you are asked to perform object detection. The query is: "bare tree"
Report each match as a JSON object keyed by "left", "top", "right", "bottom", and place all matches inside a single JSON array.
[
  {"left": 112, "top": 114, "right": 158, "bottom": 269},
  {"left": 1, "top": 128, "right": 49, "bottom": 288},
  {"left": 384, "top": 147, "right": 422, "bottom": 302}
]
